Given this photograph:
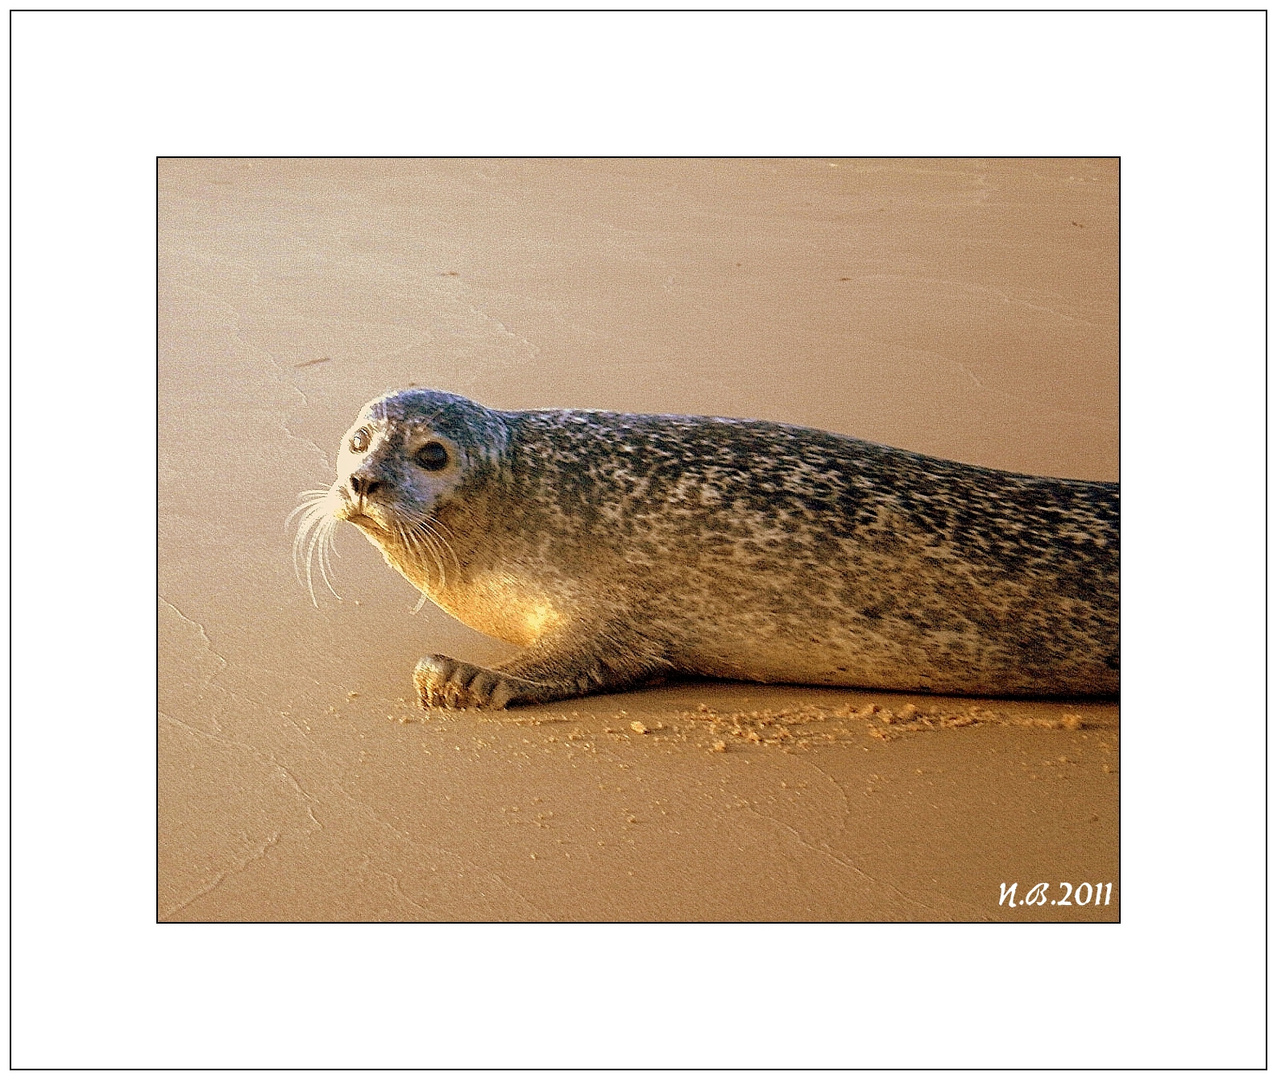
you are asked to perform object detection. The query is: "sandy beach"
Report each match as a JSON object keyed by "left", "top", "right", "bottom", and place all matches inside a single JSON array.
[{"left": 158, "top": 157, "right": 1118, "bottom": 922}]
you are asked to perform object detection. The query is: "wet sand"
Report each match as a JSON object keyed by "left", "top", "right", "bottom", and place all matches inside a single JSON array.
[{"left": 159, "top": 158, "right": 1118, "bottom": 921}]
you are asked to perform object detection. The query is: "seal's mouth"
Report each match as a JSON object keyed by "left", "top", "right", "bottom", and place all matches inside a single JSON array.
[
  {"left": 337, "top": 502, "right": 414, "bottom": 544},
  {"left": 339, "top": 508, "right": 386, "bottom": 532}
]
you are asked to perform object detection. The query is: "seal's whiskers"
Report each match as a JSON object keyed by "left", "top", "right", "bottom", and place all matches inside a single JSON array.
[
  {"left": 289, "top": 489, "right": 343, "bottom": 606},
  {"left": 407, "top": 515, "right": 459, "bottom": 588}
]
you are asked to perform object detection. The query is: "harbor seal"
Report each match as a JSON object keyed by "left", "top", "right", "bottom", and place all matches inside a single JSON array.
[{"left": 292, "top": 388, "right": 1118, "bottom": 708}]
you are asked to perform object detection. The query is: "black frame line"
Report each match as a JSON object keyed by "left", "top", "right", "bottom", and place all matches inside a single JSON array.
[
  {"left": 7, "top": 6, "right": 1273, "bottom": 11},
  {"left": 10, "top": 4, "right": 1262, "bottom": 1068}
]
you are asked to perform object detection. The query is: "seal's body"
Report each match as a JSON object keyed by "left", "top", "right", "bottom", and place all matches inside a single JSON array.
[{"left": 295, "top": 389, "right": 1118, "bottom": 708}]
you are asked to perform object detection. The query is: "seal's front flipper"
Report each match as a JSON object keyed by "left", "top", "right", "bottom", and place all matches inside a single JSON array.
[
  {"left": 414, "top": 629, "right": 666, "bottom": 709},
  {"left": 414, "top": 653, "right": 617, "bottom": 709},
  {"left": 414, "top": 655, "right": 560, "bottom": 709}
]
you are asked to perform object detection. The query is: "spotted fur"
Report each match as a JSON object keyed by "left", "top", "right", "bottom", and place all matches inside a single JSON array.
[{"left": 319, "top": 388, "right": 1118, "bottom": 707}]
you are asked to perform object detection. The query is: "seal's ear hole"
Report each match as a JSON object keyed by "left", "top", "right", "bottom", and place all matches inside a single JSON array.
[{"left": 415, "top": 441, "right": 449, "bottom": 471}]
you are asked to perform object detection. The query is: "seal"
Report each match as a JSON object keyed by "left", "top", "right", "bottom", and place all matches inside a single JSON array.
[{"left": 292, "top": 388, "right": 1119, "bottom": 708}]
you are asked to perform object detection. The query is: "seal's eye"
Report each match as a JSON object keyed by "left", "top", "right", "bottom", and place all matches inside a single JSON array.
[
  {"left": 350, "top": 428, "right": 371, "bottom": 454},
  {"left": 415, "top": 441, "right": 449, "bottom": 471}
]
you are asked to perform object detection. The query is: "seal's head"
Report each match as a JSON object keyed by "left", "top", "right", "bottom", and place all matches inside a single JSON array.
[
  {"left": 334, "top": 389, "right": 505, "bottom": 534},
  {"left": 289, "top": 388, "right": 508, "bottom": 604}
]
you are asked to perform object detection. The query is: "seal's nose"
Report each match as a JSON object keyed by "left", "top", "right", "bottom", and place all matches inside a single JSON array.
[{"left": 349, "top": 472, "right": 382, "bottom": 498}]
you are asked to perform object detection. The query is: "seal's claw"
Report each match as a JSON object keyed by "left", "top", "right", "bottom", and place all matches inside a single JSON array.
[
  {"left": 414, "top": 654, "right": 469, "bottom": 708},
  {"left": 489, "top": 679, "right": 517, "bottom": 710},
  {"left": 467, "top": 668, "right": 498, "bottom": 700}
]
